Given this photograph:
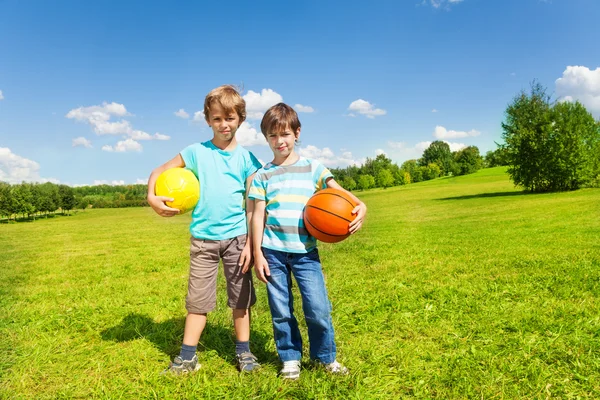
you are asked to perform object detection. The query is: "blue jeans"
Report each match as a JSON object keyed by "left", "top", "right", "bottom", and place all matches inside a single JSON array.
[{"left": 262, "top": 247, "right": 336, "bottom": 364}]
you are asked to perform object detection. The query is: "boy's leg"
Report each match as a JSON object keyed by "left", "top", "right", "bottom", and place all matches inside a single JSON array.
[
  {"left": 222, "top": 235, "right": 259, "bottom": 371},
  {"left": 290, "top": 249, "right": 337, "bottom": 365},
  {"left": 262, "top": 248, "right": 303, "bottom": 363},
  {"left": 164, "top": 237, "right": 220, "bottom": 374}
]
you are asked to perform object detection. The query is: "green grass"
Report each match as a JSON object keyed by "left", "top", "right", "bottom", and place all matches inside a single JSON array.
[{"left": 1, "top": 167, "right": 599, "bottom": 399}]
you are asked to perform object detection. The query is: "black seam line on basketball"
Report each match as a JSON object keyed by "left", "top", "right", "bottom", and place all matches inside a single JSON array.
[
  {"left": 313, "top": 192, "right": 355, "bottom": 208},
  {"left": 306, "top": 205, "right": 353, "bottom": 223},
  {"left": 306, "top": 218, "right": 348, "bottom": 237}
]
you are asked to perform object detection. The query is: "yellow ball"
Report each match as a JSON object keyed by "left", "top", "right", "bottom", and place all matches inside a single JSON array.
[{"left": 155, "top": 168, "right": 200, "bottom": 214}]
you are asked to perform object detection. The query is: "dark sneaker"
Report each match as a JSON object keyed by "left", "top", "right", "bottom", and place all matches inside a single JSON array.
[
  {"left": 236, "top": 351, "right": 260, "bottom": 372},
  {"left": 162, "top": 355, "right": 201, "bottom": 375},
  {"left": 280, "top": 360, "right": 301, "bottom": 380}
]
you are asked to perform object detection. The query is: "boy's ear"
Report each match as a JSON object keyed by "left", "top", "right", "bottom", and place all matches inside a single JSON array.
[{"left": 295, "top": 127, "right": 301, "bottom": 139}]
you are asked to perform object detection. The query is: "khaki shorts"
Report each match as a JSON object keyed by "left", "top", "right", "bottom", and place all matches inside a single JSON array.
[{"left": 185, "top": 235, "right": 256, "bottom": 314}]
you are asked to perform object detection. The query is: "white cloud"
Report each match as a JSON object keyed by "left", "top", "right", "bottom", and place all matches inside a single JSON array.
[
  {"left": 297, "top": 145, "right": 360, "bottom": 167},
  {"left": 0, "top": 90, "right": 4, "bottom": 100},
  {"left": 72, "top": 137, "right": 92, "bottom": 148},
  {"left": 136, "top": 178, "right": 148, "bottom": 184},
  {"left": 193, "top": 110, "right": 205, "bottom": 122},
  {"left": 236, "top": 122, "right": 267, "bottom": 147},
  {"left": 243, "top": 89, "right": 283, "bottom": 120},
  {"left": 376, "top": 149, "right": 386, "bottom": 156},
  {"left": 102, "top": 139, "right": 142, "bottom": 153},
  {"left": 416, "top": 140, "right": 466, "bottom": 152},
  {"left": 422, "top": 0, "right": 464, "bottom": 9},
  {"left": 556, "top": 65, "right": 600, "bottom": 117},
  {"left": 93, "top": 179, "right": 126, "bottom": 186},
  {"left": 385, "top": 140, "right": 467, "bottom": 165},
  {"left": 0, "top": 147, "right": 58, "bottom": 184},
  {"left": 431, "top": 108, "right": 438, "bottom": 113},
  {"left": 348, "top": 99, "right": 386, "bottom": 119},
  {"left": 294, "top": 104, "right": 315, "bottom": 113},
  {"left": 153, "top": 133, "right": 170, "bottom": 140},
  {"left": 434, "top": 125, "right": 480, "bottom": 139},
  {"left": 174, "top": 109, "right": 190, "bottom": 119},
  {"left": 66, "top": 102, "right": 169, "bottom": 148}
]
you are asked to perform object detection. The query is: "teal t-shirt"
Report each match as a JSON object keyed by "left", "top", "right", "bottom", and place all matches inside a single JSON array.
[{"left": 180, "top": 141, "right": 262, "bottom": 240}]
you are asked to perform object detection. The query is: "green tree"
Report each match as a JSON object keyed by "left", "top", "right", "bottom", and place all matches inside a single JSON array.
[
  {"left": 341, "top": 176, "right": 357, "bottom": 191},
  {"left": 11, "top": 183, "right": 35, "bottom": 218},
  {"left": 420, "top": 141, "right": 453, "bottom": 175},
  {"left": 548, "top": 101, "right": 600, "bottom": 190},
  {"left": 376, "top": 169, "right": 395, "bottom": 188},
  {"left": 484, "top": 146, "right": 508, "bottom": 168},
  {"left": 401, "top": 159, "right": 422, "bottom": 183},
  {"left": 501, "top": 82, "right": 554, "bottom": 192},
  {"left": 502, "top": 81, "right": 600, "bottom": 191},
  {"left": 454, "top": 146, "right": 483, "bottom": 175},
  {"left": 357, "top": 174, "right": 375, "bottom": 191},
  {"left": 0, "top": 182, "right": 13, "bottom": 219},
  {"left": 59, "top": 185, "right": 76, "bottom": 213}
]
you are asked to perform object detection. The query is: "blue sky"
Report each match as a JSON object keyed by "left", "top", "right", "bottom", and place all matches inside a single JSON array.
[{"left": 1, "top": 0, "right": 599, "bottom": 186}]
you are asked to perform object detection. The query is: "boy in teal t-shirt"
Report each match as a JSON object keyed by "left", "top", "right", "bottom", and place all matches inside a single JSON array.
[{"left": 147, "top": 85, "right": 262, "bottom": 374}]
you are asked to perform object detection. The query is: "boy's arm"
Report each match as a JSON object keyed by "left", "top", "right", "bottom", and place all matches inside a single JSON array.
[
  {"left": 252, "top": 199, "right": 270, "bottom": 283},
  {"left": 325, "top": 177, "right": 367, "bottom": 234},
  {"left": 147, "top": 154, "right": 185, "bottom": 217},
  {"left": 239, "top": 172, "right": 257, "bottom": 273}
]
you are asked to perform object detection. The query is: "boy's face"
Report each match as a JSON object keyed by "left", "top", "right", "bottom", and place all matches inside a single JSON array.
[
  {"left": 266, "top": 125, "right": 300, "bottom": 159},
  {"left": 206, "top": 102, "right": 241, "bottom": 143}
]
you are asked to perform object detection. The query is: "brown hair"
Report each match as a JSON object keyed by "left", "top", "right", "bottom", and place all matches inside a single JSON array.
[
  {"left": 203, "top": 85, "right": 246, "bottom": 122},
  {"left": 260, "top": 103, "right": 301, "bottom": 136}
]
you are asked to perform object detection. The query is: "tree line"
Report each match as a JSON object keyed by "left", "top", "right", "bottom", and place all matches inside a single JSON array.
[
  {"left": 331, "top": 143, "right": 491, "bottom": 191},
  {"left": 0, "top": 182, "right": 148, "bottom": 221}
]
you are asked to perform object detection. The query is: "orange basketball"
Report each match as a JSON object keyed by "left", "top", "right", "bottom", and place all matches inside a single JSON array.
[{"left": 303, "top": 188, "right": 357, "bottom": 243}]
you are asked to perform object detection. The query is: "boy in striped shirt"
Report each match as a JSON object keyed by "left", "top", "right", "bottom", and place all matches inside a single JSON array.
[{"left": 249, "top": 103, "right": 367, "bottom": 379}]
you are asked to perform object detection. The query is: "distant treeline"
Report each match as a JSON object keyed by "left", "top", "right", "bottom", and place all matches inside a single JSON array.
[
  {"left": 0, "top": 182, "right": 148, "bottom": 220},
  {"left": 1, "top": 144, "right": 505, "bottom": 221},
  {"left": 331, "top": 145, "right": 505, "bottom": 191}
]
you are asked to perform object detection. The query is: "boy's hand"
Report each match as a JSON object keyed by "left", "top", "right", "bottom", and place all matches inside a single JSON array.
[
  {"left": 253, "top": 253, "right": 270, "bottom": 284},
  {"left": 348, "top": 202, "right": 367, "bottom": 234},
  {"left": 239, "top": 243, "right": 253, "bottom": 273},
  {"left": 147, "top": 194, "right": 180, "bottom": 217}
]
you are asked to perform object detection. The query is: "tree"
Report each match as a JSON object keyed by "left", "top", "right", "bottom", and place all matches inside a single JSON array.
[
  {"left": 59, "top": 185, "right": 76, "bottom": 213},
  {"left": 420, "top": 141, "right": 453, "bottom": 175},
  {"left": 11, "top": 184, "right": 35, "bottom": 218},
  {"left": 357, "top": 174, "right": 375, "bottom": 191},
  {"left": 401, "top": 159, "right": 422, "bottom": 183},
  {"left": 484, "top": 146, "right": 508, "bottom": 168},
  {"left": 454, "top": 146, "right": 483, "bottom": 175},
  {"left": 376, "top": 169, "right": 395, "bottom": 188},
  {"left": 0, "top": 182, "right": 13, "bottom": 219},
  {"left": 341, "top": 176, "right": 357, "bottom": 191},
  {"left": 502, "top": 81, "right": 600, "bottom": 192},
  {"left": 548, "top": 101, "right": 600, "bottom": 190}
]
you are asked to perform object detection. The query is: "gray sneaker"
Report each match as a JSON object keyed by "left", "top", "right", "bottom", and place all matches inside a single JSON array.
[
  {"left": 280, "top": 360, "right": 301, "bottom": 380},
  {"left": 162, "top": 355, "right": 201, "bottom": 375},
  {"left": 236, "top": 351, "right": 260, "bottom": 372}
]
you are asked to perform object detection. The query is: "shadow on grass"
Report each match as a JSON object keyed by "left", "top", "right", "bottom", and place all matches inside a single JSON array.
[
  {"left": 437, "top": 190, "right": 531, "bottom": 201},
  {"left": 100, "top": 313, "right": 278, "bottom": 364}
]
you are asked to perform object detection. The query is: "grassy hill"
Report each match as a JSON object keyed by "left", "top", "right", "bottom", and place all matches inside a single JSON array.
[{"left": 1, "top": 167, "right": 599, "bottom": 398}]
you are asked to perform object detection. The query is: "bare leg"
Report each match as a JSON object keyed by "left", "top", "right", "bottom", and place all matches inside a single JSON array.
[
  {"left": 182, "top": 312, "right": 207, "bottom": 346},
  {"left": 233, "top": 308, "right": 250, "bottom": 341}
]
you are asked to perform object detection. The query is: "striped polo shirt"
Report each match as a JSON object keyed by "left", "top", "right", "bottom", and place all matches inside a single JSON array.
[{"left": 249, "top": 157, "right": 332, "bottom": 253}]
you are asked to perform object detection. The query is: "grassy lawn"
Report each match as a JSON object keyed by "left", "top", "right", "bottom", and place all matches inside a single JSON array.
[{"left": 1, "top": 167, "right": 599, "bottom": 399}]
